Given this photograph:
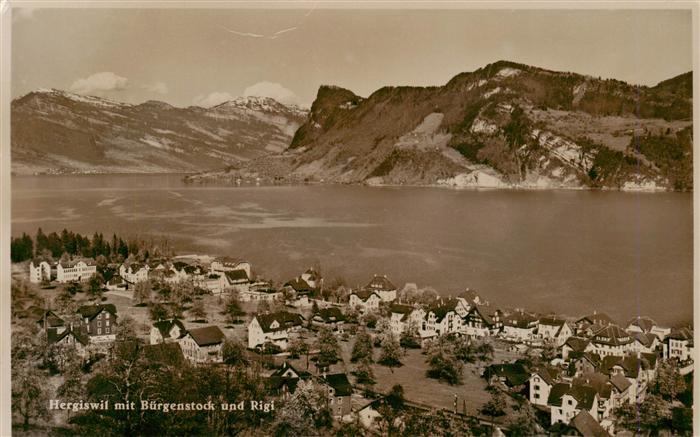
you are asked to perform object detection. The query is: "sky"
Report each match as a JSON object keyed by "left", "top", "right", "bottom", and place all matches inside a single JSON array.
[{"left": 11, "top": 7, "right": 693, "bottom": 108}]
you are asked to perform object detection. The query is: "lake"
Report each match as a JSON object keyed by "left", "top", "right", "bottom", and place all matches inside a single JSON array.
[{"left": 11, "top": 174, "right": 693, "bottom": 326}]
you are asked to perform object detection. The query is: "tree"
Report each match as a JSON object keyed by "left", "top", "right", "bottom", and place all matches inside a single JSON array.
[
  {"left": 87, "top": 273, "right": 105, "bottom": 302},
  {"left": 148, "top": 302, "right": 170, "bottom": 322},
  {"left": 351, "top": 328, "right": 373, "bottom": 363},
  {"left": 315, "top": 327, "right": 340, "bottom": 368},
  {"left": 222, "top": 339, "right": 248, "bottom": 367},
  {"left": 222, "top": 293, "right": 244, "bottom": 324},
  {"left": 481, "top": 389, "right": 507, "bottom": 430},
  {"left": 508, "top": 401, "right": 538, "bottom": 436},
  {"left": 12, "top": 365, "right": 50, "bottom": 431},
  {"left": 614, "top": 394, "right": 672, "bottom": 433},
  {"left": 65, "top": 280, "right": 83, "bottom": 295},
  {"left": 376, "top": 385, "right": 406, "bottom": 436},
  {"left": 354, "top": 356, "right": 375, "bottom": 385},
  {"left": 54, "top": 288, "right": 77, "bottom": 315},
  {"left": 654, "top": 360, "right": 686, "bottom": 400},
  {"left": 132, "top": 280, "right": 152, "bottom": 305},
  {"left": 273, "top": 380, "right": 332, "bottom": 436},
  {"left": 426, "top": 350, "right": 464, "bottom": 385},
  {"left": 288, "top": 337, "right": 309, "bottom": 360},
  {"left": 378, "top": 334, "right": 402, "bottom": 370},
  {"left": 190, "top": 299, "right": 207, "bottom": 321}
]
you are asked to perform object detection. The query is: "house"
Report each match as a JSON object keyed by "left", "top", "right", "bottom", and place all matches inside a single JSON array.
[
  {"left": 223, "top": 269, "right": 252, "bottom": 292},
  {"left": 150, "top": 318, "right": 186, "bottom": 345},
  {"left": 562, "top": 337, "right": 592, "bottom": 360},
  {"left": 239, "top": 281, "right": 281, "bottom": 302},
  {"left": 29, "top": 258, "right": 53, "bottom": 283},
  {"left": 48, "top": 328, "right": 89, "bottom": 359},
  {"left": 118, "top": 262, "right": 149, "bottom": 284},
  {"left": 462, "top": 304, "right": 496, "bottom": 338},
  {"left": 529, "top": 367, "right": 559, "bottom": 406},
  {"left": 625, "top": 316, "right": 657, "bottom": 334},
  {"left": 567, "top": 352, "right": 602, "bottom": 378},
  {"left": 423, "top": 298, "right": 468, "bottom": 336},
  {"left": 267, "top": 361, "right": 311, "bottom": 398},
  {"left": 76, "top": 304, "right": 118, "bottom": 342},
  {"left": 247, "top": 311, "right": 305, "bottom": 350},
  {"left": 484, "top": 363, "right": 530, "bottom": 390},
  {"left": 362, "top": 275, "right": 397, "bottom": 302},
  {"left": 548, "top": 382, "right": 599, "bottom": 426},
  {"left": 588, "top": 325, "right": 633, "bottom": 357},
  {"left": 320, "top": 373, "right": 353, "bottom": 418},
  {"left": 301, "top": 268, "right": 321, "bottom": 289},
  {"left": 358, "top": 396, "right": 404, "bottom": 429},
  {"left": 389, "top": 304, "right": 424, "bottom": 335},
  {"left": 35, "top": 310, "right": 66, "bottom": 334},
  {"left": 179, "top": 325, "right": 225, "bottom": 363},
  {"left": 629, "top": 332, "right": 659, "bottom": 354},
  {"left": 348, "top": 289, "right": 381, "bottom": 313},
  {"left": 57, "top": 258, "right": 97, "bottom": 283},
  {"left": 105, "top": 275, "right": 127, "bottom": 291},
  {"left": 575, "top": 312, "right": 616, "bottom": 336},
  {"left": 210, "top": 258, "right": 252, "bottom": 279},
  {"left": 569, "top": 410, "right": 611, "bottom": 437},
  {"left": 459, "top": 288, "right": 485, "bottom": 308},
  {"left": 501, "top": 311, "right": 538, "bottom": 342},
  {"left": 599, "top": 354, "right": 657, "bottom": 403},
  {"left": 662, "top": 327, "right": 694, "bottom": 362},
  {"left": 312, "top": 307, "right": 346, "bottom": 332},
  {"left": 537, "top": 317, "right": 573, "bottom": 347}
]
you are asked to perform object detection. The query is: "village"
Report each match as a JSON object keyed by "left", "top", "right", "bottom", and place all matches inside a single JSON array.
[{"left": 12, "top": 247, "right": 695, "bottom": 436}]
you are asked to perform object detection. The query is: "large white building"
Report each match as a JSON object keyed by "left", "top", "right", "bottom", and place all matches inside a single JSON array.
[
  {"left": 119, "top": 262, "right": 150, "bottom": 284},
  {"left": 57, "top": 259, "right": 97, "bottom": 283},
  {"left": 179, "top": 325, "right": 225, "bottom": 364},
  {"left": 247, "top": 311, "right": 304, "bottom": 350},
  {"left": 29, "top": 259, "right": 53, "bottom": 283}
]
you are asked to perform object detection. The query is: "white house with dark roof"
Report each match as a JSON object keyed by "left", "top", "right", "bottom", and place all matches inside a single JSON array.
[
  {"left": 423, "top": 298, "right": 468, "bottom": 336},
  {"left": 349, "top": 289, "right": 382, "bottom": 313},
  {"left": 223, "top": 269, "right": 252, "bottom": 292},
  {"left": 461, "top": 304, "right": 496, "bottom": 338},
  {"left": 119, "top": 262, "right": 149, "bottom": 284},
  {"left": 501, "top": 311, "right": 539, "bottom": 341},
  {"left": 529, "top": 367, "right": 558, "bottom": 406},
  {"left": 537, "top": 317, "right": 573, "bottom": 347},
  {"left": 247, "top": 311, "right": 305, "bottom": 350},
  {"left": 57, "top": 258, "right": 97, "bottom": 283},
  {"left": 548, "top": 382, "right": 599, "bottom": 426},
  {"left": 575, "top": 312, "right": 616, "bottom": 336},
  {"left": 589, "top": 325, "right": 634, "bottom": 357},
  {"left": 629, "top": 332, "right": 659, "bottom": 354},
  {"left": 662, "top": 327, "right": 694, "bottom": 362},
  {"left": 389, "top": 304, "right": 424, "bottom": 335},
  {"left": 363, "top": 275, "right": 397, "bottom": 302},
  {"left": 179, "top": 325, "right": 225, "bottom": 363},
  {"left": 150, "top": 318, "right": 186, "bottom": 345},
  {"left": 301, "top": 268, "right": 321, "bottom": 289},
  {"left": 210, "top": 258, "right": 252, "bottom": 279},
  {"left": 239, "top": 280, "right": 281, "bottom": 302},
  {"left": 29, "top": 258, "right": 53, "bottom": 283},
  {"left": 562, "top": 336, "right": 593, "bottom": 360}
]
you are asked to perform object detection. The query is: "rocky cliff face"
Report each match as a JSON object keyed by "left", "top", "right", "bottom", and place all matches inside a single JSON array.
[
  {"left": 11, "top": 89, "right": 308, "bottom": 174},
  {"left": 228, "top": 61, "right": 691, "bottom": 191}
]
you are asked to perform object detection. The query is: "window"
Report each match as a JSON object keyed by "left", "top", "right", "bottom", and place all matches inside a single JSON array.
[
  {"left": 98, "top": 328, "right": 102, "bottom": 335},
  {"left": 567, "top": 400, "right": 573, "bottom": 405},
  {"left": 97, "top": 321, "right": 101, "bottom": 327},
  {"left": 534, "top": 393, "right": 540, "bottom": 399},
  {"left": 106, "top": 313, "right": 110, "bottom": 319},
  {"left": 106, "top": 327, "right": 110, "bottom": 334},
  {"left": 106, "top": 321, "right": 110, "bottom": 327}
]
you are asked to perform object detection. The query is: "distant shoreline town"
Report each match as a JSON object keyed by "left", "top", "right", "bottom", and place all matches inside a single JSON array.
[{"left": 10, "top": 228, "right": 694, "bottom": 435}]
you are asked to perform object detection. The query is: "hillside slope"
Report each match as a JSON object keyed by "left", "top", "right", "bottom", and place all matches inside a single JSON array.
[
  {"left": 11, "top": 89, "right": 308, "bottom": 174},
  {"left": 209, "top": 61, "right": 692, "bottom": 191}
]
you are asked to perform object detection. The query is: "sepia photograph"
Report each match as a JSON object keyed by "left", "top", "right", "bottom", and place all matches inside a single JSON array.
[{"left": 1, "top": 3, "right": 697, "bottom": 436}]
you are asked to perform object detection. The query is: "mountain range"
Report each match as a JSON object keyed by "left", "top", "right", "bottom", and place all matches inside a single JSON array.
[
  {"left": 12, "top": 61, "right": 693, "bottom": 191},
  {"left": 11, "top": 89, "right": 307, "bottom": 174}
]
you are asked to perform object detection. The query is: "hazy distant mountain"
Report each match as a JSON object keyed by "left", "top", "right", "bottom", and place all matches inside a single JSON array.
[
  {"left": 199, "top": 61, "right": 692, "bottom": 191},
  {"left": 11, "top": 89, "right": 308, "bottom": 174}
]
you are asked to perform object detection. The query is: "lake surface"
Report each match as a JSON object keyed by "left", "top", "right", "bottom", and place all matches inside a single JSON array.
[{"left": 11, "top": 174, "right": 693, "bottom": 325}]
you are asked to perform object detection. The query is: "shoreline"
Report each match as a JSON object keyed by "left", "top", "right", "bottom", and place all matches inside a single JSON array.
[{"left": 12, "top": 172, "right": 685, "bottom": 193}]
